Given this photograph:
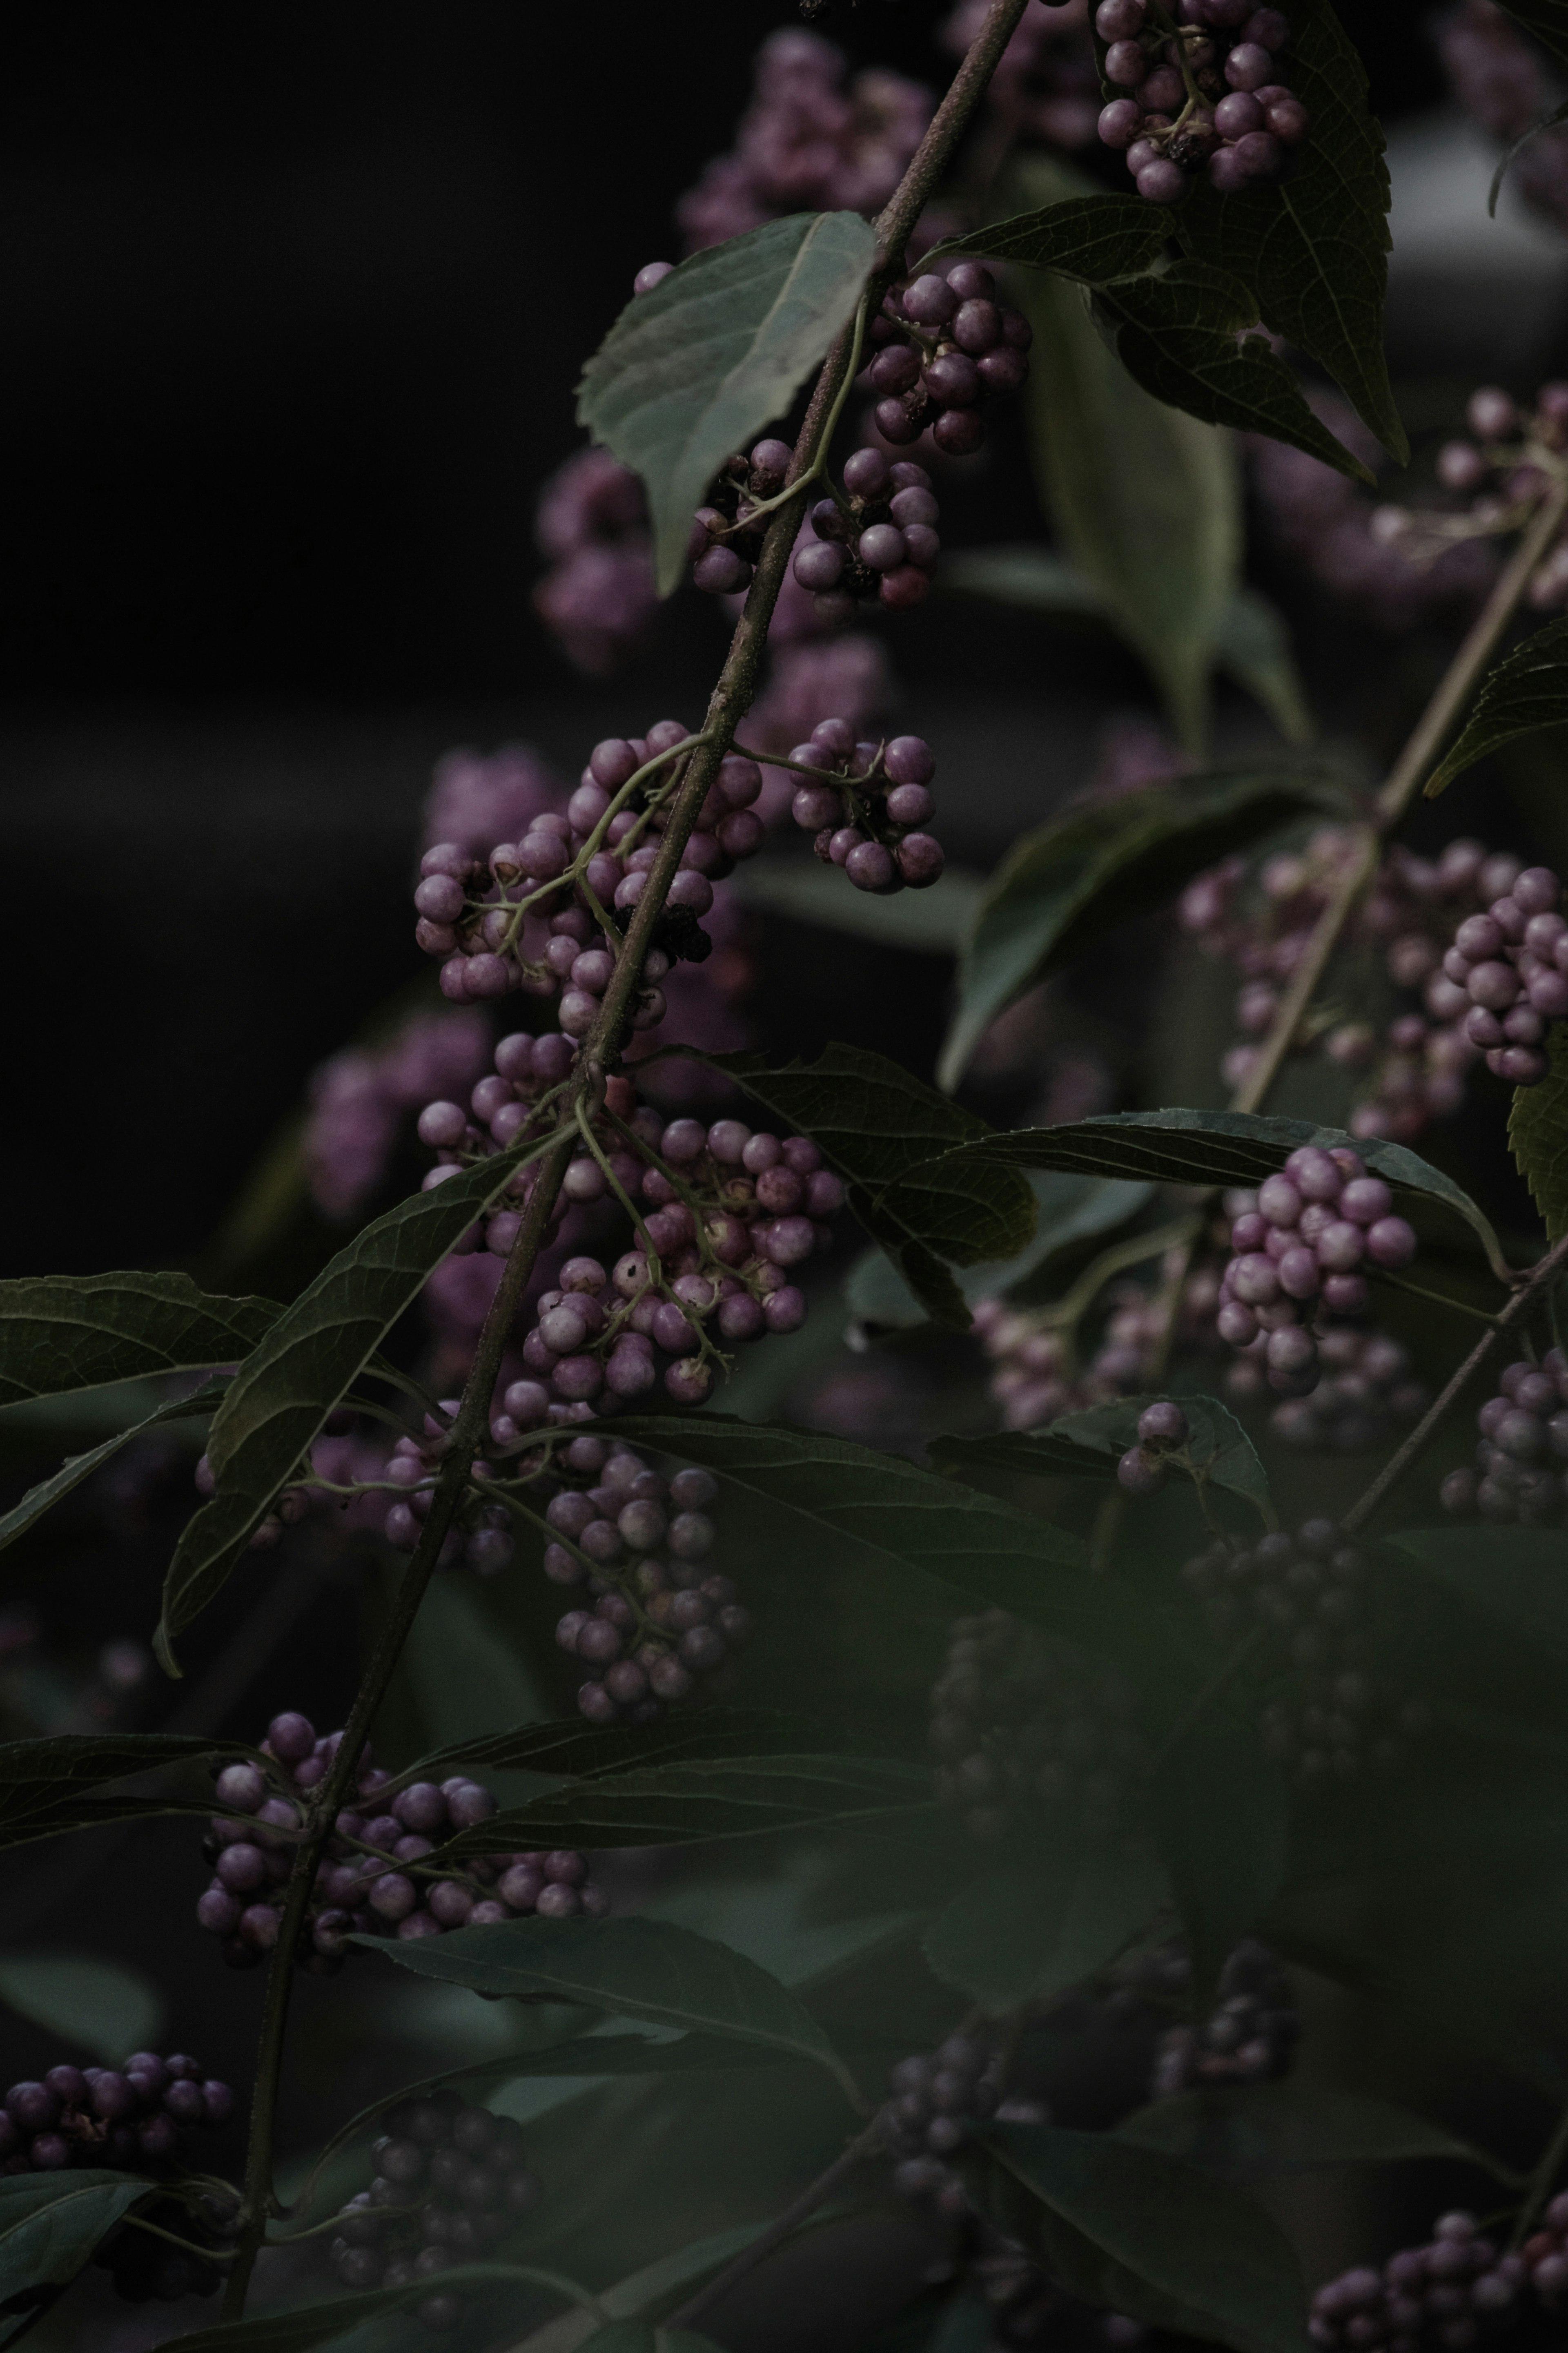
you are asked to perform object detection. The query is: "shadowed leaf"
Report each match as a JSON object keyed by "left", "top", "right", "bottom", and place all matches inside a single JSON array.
[
  {"left": 0, "top": 1274, "right": 276, "bottom": 1413},
  {"left": 1424, "top": 618, "right": 1568, "bottom": 797},
  {"left": 1509, "top": 1019, "right": 1568, "bottom": 1239}
]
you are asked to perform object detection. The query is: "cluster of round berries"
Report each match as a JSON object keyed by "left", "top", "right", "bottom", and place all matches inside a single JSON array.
[
  {"left": 860, "top": 260, "right": 1031, "bottom": 459},
  {"left": 1439, "top": 4, "right": 1568, "bottom": 244},
  {"left": 0, "top": 2053, "right": 232, "bottom": 2175},
  {"left": 304, "top": 1009, "right": 491, "bottom": 1221},
  {"left": 929, "top": 1610, "right": 1146, "bottom": 1840},
  {"left": 1311, "top": 2212, "right": 1526, "bottom": 2353},
  {"left": 1182, "top": 834, "right": 1533, "bottom": 1144},
  {"left": 1216, "top": 1151, "right": 1418, "bottom": 1396},
  {"left": 194, "top": 1712, "right": 604, "bottom": 1970},
  {"left": 1521, "top": 2192, "right": 1568, "bottom": 2305},
  {"left": 1432, "top": 862, "right": 1567, "bottom": 1089},
  {"left": 771, "top": 717, "right": 944, "bottom": 892},
  {"left": 880, "top": 2032, "right": 1002, "bottom": 2218},
  {"left": 686, "top": 436, "right": 798, "bottom": 600},
  {"left": 1439, "top": 1351, "right": 1568, "bottom": 1526},
  {"left": 541, "top": 1441, "right": 747, "bottom": 1724},
  {"left": 328, "top": 2092, "right": 541, "bottom": 2334},
  {"left": 1383, "top": 384, "right": 1568, "bottom": 615},
  {"left": 1180, "top": 1523, "right": 1425, "bottom": 1786},
  {"left": 971, "top": 1260, "right": 1222, "bottom": 1433},
  {"left": 674, "top": 29, "right": 932, "bottom": 254},
  {"left": 793, "top": 445, "right": 944, "bottom": 620},
  {"left": 1145, "top": 1940, "right": 1299, "bottom": 2096},
  {"left": 942, "top": 0, "right": 1104, "bottom": 155},
  {"left": 1096, "top": 0, "right": 1308, "bottom": 203},
  {"left": 531, "top": 445, "right": 656, "bottom": 678},
  {"left": 1232, "top": 1325, "right": 1428, "bottom": 1455},
  {"left": 1114, "top": 1400, "right": 1190, "bottom": 1495}
]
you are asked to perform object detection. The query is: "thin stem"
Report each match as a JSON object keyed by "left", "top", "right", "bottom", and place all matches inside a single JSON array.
[
  {"left": 1369, "top": 1268, "right": 1503, "bottom": 1326},
  {"left": 1341, "top": 1227, "right": 1568, "bottom": 1535},
  {"left": 663, "top": 2119, "right": 886, "bottom": 2333},
  {"left": 1512, "top": 2092, "right": 1568, "bottom": 2248},
  {"left": 219, "top": 4, "right": 1032, "bottom": 2317},
  {"left": 220, "top": 1127, "right": 576, "bottom": 2320},
  {"left": 1397, "top": 479, "right": 1568, "bottom": 813},
  {"left": 119, "top": 2213, "right": 238, "bottom": 2262}
]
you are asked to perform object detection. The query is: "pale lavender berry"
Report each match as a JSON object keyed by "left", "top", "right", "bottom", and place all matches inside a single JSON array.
[
  {"left": 1365, "top": 1217, "right": 1417, "bottom": 1268},
  {"left": 1098, "top": 97, "right": 1145, "bottom": 147},
  {"left": 1214, "top": 91, "right": 1264, "bottom": 136},
  {"left": 1339, "top": 1177, "right": 1393, "bottom": 1227},
  {"left": 794, "top": 540, "right": 845, "bottom": 591},
  {"left": 214, "top": 1762, "right": 266, "bottom": 1813},
  {"left": 901, "top": 274, "right": 957, "bottom": 325},
  {"left": 763, "top": 1286, "right": 806, "bottom": 1334},
  {"left": 414, "top": 874, "right": 465, "bottom": 924},
  {"left": 843, "top": 447, "right": 891, "bottom": 497},
  {"left": 1105, "top": 38, "right": 1148, "bottom": 82},
  {"left": 666, "top": 1358, "right": 714, "bottom": 1403},
  {"left": 884, "top": 736, "right": 935, "bottom": 786},
  {"left": 858, "top": 524, "right": 906, "bottom": 572},
  {"left": 633, "top": 261, "right": 674, "bottom": 294},
  {"left": 847, "top": 841, "right": 897, "bottom": 892},
  {"left": 1117, "top": 1446, "right": 1165, "bottom": 1495},
  {"left": 895, "top": 834, "right": 945, "bottom": 888},
  {"left": 1225, "top": 40, "right": 1272, "bottom": 87},
  {"left": 693, "top": 545, "right": 749, "bottom": 594},
  {"left": 1137, "top": 160, "right": 1189, "bottom": 202},
  {"left": 1138, "top": 1401, "right": 1188, "bottom": 1447}
]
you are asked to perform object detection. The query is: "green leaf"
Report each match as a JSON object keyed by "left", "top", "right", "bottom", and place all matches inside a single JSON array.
[
  {"left": 931, "top": 1393, "right": 1276, "bottom": 1530},
  {"left": 576, "top": 211, "right": 874, "bottom": 595},
  {"left": 154, "top": 2264, "right": 599, "bottom": 2353},
  {"left": 924, "top": 1841, "right": 1168, "bottom": 2009},
  {"left": 0, "top": 2171, "right": 151, "bottom": 2337},
  {"left": 1423, "top": 617, "right": 1568, "bottom": 798},
  {"left": 1090, "top": 264, "right": 1376, "bottom": 483},
  {"left": 387, "top": 1570, "right": 550, "bottom": 1759},
  {"left": 355, "top": 1916, "right": 860, "bottom": 2101},
  {"left": 929, "top": 192, "right": 1176, "bottom": 284},
  {"left": 159, "top": 1127, "right": 561, "bottom": 1670},
  {"left": 844, "top": 1172, "right": 1151, "bottom": 1334},
  {"left": 1172, "top": 0, "right": 1407, "bottom": 465},
  {"left": 971, "top": 2124, "right": 1311, "bottom": 2353},
  {"left": 938, "top": 769, "right": 1347, "bottom": 1089},
  {"left": 1217, "top": 588, "right": 1315, "bottom": 746},
  {"left": 0, "top": 1732, "right": 250, "bottom": 1856},
  {"left": 1115, "top": 2083, "right": 1516, "bottom": 2181},
  {"left": 0, "top": 1956, "right": 163, "bottom": 2066},
  {"left": 940, "top": 549, "right": 1311, "bottom": 743},
  {"left": 1143, "top": 1704, "right": 1288, "bottom": 2010},
  {"left": 406, "top": 1708, "right": 824, "bottom": 1786},
  {"left": 1388, "top": 1526, "right": 1568, "bottom": 1668},
  {"left": 1007, "top": 158, "right": 1241, "bottom": 754},
  {"left": 0, "top": 1375, "right": 227, "bottom": 1556},
  {"left": 607, "top": 1413, "right": 1097, "bottom": 1635},
  {"left": 935, "top": 1107, "right": 1511, "bottom": 1280},
  {"left": 0, "top": 1272, "right": 277, "bottom": 1413},
  {"left": 699, "top": 1044, "right": 1036, "bottom": 1329},
  {"left": 0, "top": 1794, "right": 221, "bottom": 1859},
  {"left": 423, "top": 1755, "right": 930, "bottom": 1859},
  {"left": 733, "top": 856, "right": 984, "bottom": 953},
  {"left": 1510, "top": 1020, "right": 1568, "bottom": 1239}
]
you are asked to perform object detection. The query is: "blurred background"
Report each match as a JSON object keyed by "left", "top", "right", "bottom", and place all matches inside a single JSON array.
[{"left": 4, "top": 1, "right": 1568, "bottom": 2343}]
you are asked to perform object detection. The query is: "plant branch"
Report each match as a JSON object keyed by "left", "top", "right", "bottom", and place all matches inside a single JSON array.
[
  {"left": 219, "top": 5, "right": 1033, "bottom": 2317},
  {"left": 219, "top": 1126, "right": 576, "bottom": 2320},
  {"left": 1341, "top": 1226, "right": 1568, "bottom": 1535}
]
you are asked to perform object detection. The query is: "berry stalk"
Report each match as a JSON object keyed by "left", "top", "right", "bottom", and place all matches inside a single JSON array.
[
  {"left": 218, "top": 0, "right": 1033, "bottom": 2319},
  {"left": 1340, "top": 1224, "right": 1568, "bottom": 1537}
]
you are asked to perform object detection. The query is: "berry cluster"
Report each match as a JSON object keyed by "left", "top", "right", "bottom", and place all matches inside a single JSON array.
[
  {"left": 942, "top": 0, "right": 1103, "bottom": 154},
  {"left": 1216, "top": 1151, "right": 1418, "bottom": 1395},
  {"left": 1433, "top": 861, "right": 1567, "bottom": 1088},
  {"left": 879, "top": 2032, "right": 1003, "bottom": 2218},
  {"left": 793, "top": 446, "right": 944, "bottom": 620},
  {"left": 1380, "top": 384, "right": 1568, "bottom": 617},
  {"left": 1439, "top": 1350, "right": 1568, "bottom": 1527},
  {"left": 1180, "top": 1522, "right": 1425, "bottom": 1785},
  {"left": 194, "top": 1712, "right": 605, "bottom": 1970},
  {"left": 305, "top": 1009, "right": 491, "bottom": 1221},
  {"left": 96, "top": 2189, "right": 241, "bottom": 2306},
  {"left": 675, "top": 29, "right": 932, "bottom": 254},
  {"left": 1522, "top": 2191, "right": 1568, "bottom": 2304},
  {"left": 531, "top": 445, "right": 656, "bottom": 677},
  {"left": 0, "top": 2053, "right": 232, "bottom": 2175},
  {"left": 861, "top": 261, "right": 1032, "bottom": 460},
  {"left": 773, "top": 717, "right": 944, "bottom": 892},
  {"left": 971, "top": 1260, "right": 1222, "bottom": 1432},
  {"left": 1439, "top": 2, "right": 1568, "bottom": 242},
  {"left": 542, "top": 1442, "right": 748, "bottom": 1724},
  {"left": 1310, "top": 2212, "right": 1526, "bottom": 2353},
  {"left": 1145, "top": 1940, "right": 1299, "bottom": 2095},
  {"left": 1115, "top": 1399, "right": 1190, "bottom": 1495},
  {"left": 688, "top": 437, "right": 800, "bottom": 600},
  {"left": 1235, "top": 1325, "right": 1428, "bottom": 1456},
  {"left": 1181, "top": 833, "right": 1536, "bottom": 1144},
  {"left": 928, "top": 1610, "right": 1146, "bottom": 1840},
  {"left": 328, "top": 2092, "right": 542, "bottom": 2334},
  {"left": 1096, "top": 0, "right": 1308, "bottom": 203}
]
